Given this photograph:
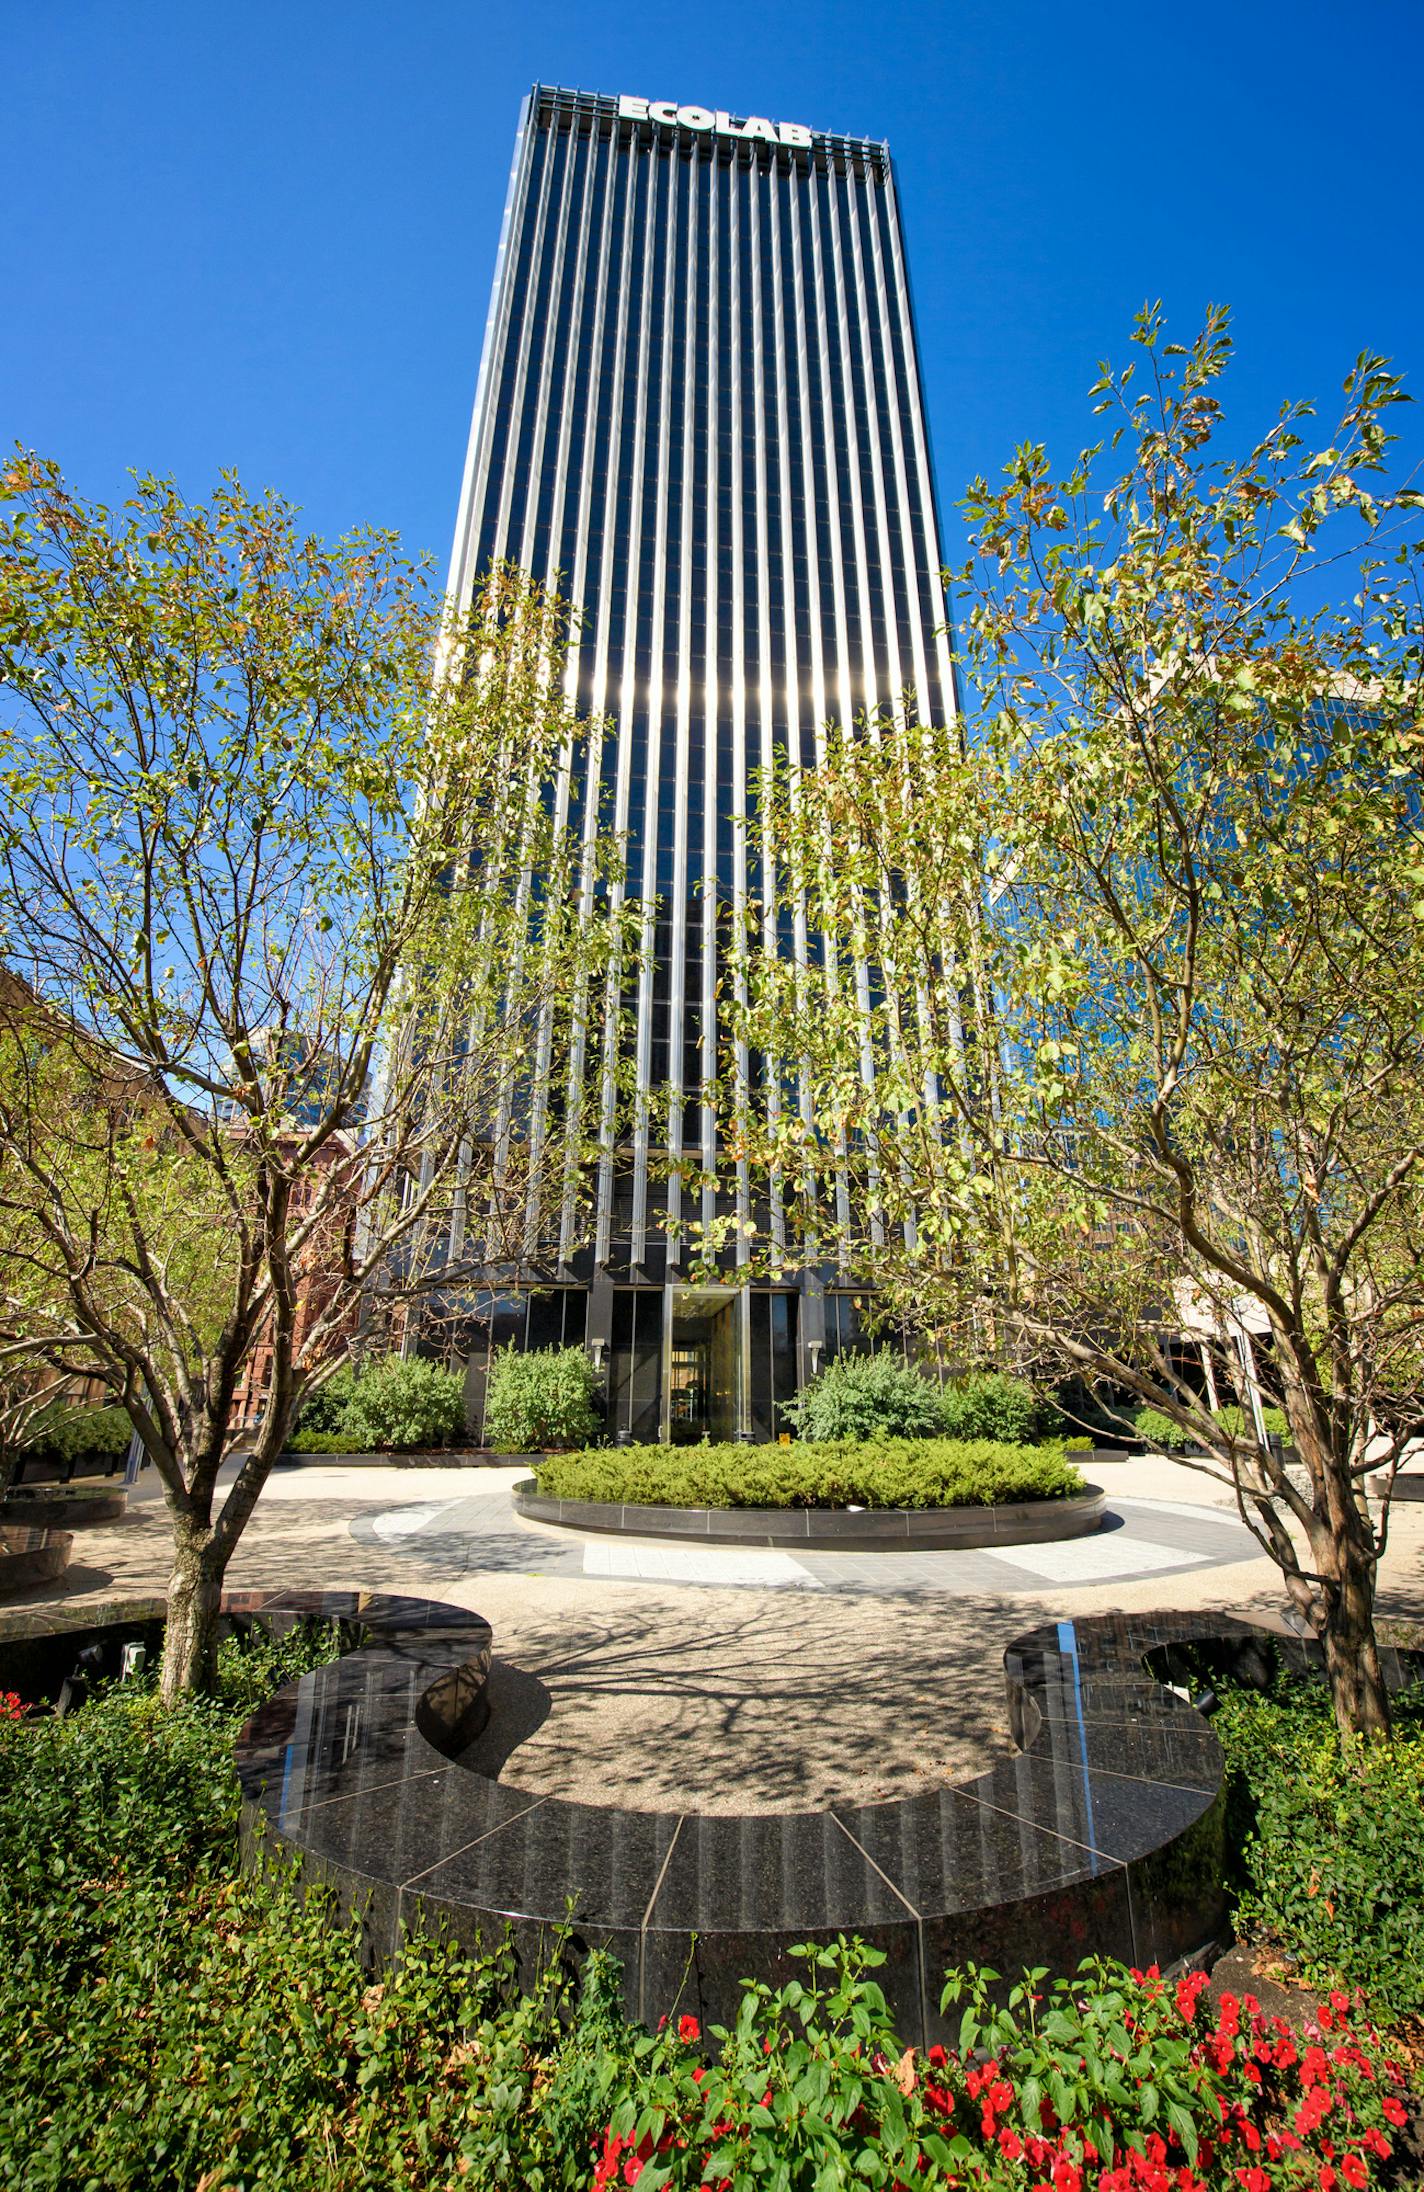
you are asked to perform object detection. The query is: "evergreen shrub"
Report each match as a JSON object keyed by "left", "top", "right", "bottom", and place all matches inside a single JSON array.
[
  {"left": 1214, "top": 1673, "right": 1424, "bottom": 2021},
  {"left": 23, "top": 1402, "right": 131, "bottom": 1468},
  {"left": 938, "top": 1371, "right": 1041, "bottom": 1444},
  {"left": 482, "top": 1344, "right": 600, "bottom": 1453},
  {"left": 288, "top": 1357, "right": 466, "bottom": 1452},
  {"left": 535, "top": 1437, "right": 1082, "bottom": 1509},
  {"left": 340, "top": 1357, "right": 466, "bottom": 1451},
  {"left": 781, "top": 1350, "right": 944, "bottom": 1439}
]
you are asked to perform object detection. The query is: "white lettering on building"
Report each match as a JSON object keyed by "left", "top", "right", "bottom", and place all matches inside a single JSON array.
[{"left": 618, "top": 92, "right": 815, "bottom": 151}]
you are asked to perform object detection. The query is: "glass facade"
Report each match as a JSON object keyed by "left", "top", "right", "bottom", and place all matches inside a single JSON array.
[{"left": 446, "top": 85, "right": 953, "bottom": 1438}]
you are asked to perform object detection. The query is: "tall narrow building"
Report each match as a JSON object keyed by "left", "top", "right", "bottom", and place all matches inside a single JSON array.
[{"left": 448, "top": 83, "right": 955, "bottom": 1442}]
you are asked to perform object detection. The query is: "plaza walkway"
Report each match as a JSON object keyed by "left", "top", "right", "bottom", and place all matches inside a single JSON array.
[{"left": 10, "top": 1454, "right": 1422, "bottom": 1814}]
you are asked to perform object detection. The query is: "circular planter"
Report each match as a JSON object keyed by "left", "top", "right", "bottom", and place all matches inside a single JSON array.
[
  {"left": 510, "top": 1479, "right": 1106, "bottom": 1551},
  {"left": 0, "top": 1524, "right": 73, "bottom": 1597},
  {"left": 1, "top": 1485, "right": 128, "bottom": 1530}
]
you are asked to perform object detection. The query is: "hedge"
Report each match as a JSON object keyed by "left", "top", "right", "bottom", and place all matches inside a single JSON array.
[{"left": 534, "top": 1437, "right": 1084, "bottom": 1510}]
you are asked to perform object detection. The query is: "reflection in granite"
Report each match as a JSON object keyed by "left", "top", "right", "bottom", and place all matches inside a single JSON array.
[{"left": 3, "top": 1589, "right": 1304, "bottom": 2044}]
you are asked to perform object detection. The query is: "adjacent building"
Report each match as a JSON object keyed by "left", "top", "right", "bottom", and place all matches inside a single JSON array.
[{"left": 446, "top": 84, "right": 956, "bottom": 1441}]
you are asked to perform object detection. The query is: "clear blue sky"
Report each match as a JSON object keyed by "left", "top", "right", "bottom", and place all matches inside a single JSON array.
[{"left": 6, "top": 0, "right": 1421, "bottom": 581}]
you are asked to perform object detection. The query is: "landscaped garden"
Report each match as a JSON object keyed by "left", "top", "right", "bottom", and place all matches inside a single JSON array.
[{"left": 0, "top": 1630, "right": 1419, "bottom": 2190}]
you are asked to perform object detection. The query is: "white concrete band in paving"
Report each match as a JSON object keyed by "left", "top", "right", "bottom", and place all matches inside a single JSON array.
[{"left": 350, "top": 1486, "right": 1261, "bottom": 1598}]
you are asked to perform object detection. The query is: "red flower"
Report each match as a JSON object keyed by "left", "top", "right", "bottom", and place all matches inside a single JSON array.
[
  {"left": 1339, "top": 2154, "right": 1368, "bottom": 2188},
  {"left": 1381, "top": 2097, "right": 1407, "bottom": 2127},
  {"left": 1051, "top": 2160, "right": 1082, "bottom": 2192},
  {"left": 998, "top": 2128, "right": 1024, "bottom": 2160},
  {"left": 677, "top": 2015, "right": 700, "bottom": 2045}
]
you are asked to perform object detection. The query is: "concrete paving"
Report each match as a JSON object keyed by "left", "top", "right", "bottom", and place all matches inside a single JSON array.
[{"left": 7, "top": 1453, "right": 1422, "bottom": 1815}]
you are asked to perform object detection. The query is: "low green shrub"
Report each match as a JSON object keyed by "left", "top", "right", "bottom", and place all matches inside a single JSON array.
[
  {"left": 294, "top": 1363, "right": 359, "bottom": 1436},
  {"left": 780, "top": 1350, "right": 944, "bottom": 1439},
  {"left": 1134, "top": 1404, "right": 1194, "bottom": 1449},
  {"left": 1137, "top": 1402, "right": 1292, "bottom": 1451},
  {"left": 938, "top": 1369, "right": 1041, "bottom": 1443},
  {"left": 1213, "top": 1672, "right": 1424, "bottom": 2021},
  {"left": 535, "top": 1437, "right": 1083, "bottom": 1509},
  {"left": 1215, "top": 1399, "right": 1292, "bottom": 1444},
  {"left": 324, "top": 1355, "right": 466, "bottom": 1451},
  {"left": 286, "top": 1426, "right": 366, "bottom": 1454},
  {"left": 24, "top": 1401, "right": 131, "bottom": 1467},
  {"left": 483, "top": 1343, "right": 601, "bottom": 1452}
]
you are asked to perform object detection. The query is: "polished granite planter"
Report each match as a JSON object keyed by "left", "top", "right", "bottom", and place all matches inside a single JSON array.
[
  {"left": 8, "top": 1589, "right": 1379, "bottom": 2044},
  {"left": 226, "top": 1591, "right": 1261, "bottom": 2045},
  {"left": 0, "top": 1524, "right": 73, "bottom": 1597},
  {"left": 1, "top": 1485, "right": 127, "bottom": 1531},
  {"left": 511, "top": 1479, "right": 1106, "bottom": 1551}
]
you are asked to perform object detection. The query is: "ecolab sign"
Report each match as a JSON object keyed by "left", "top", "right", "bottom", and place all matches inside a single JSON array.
[{"left": 618, "top": 93, "right": 813, "bottom": 151}]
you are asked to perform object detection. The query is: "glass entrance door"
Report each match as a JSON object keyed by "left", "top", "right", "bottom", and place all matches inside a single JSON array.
[{"left": 663, "top": 1286, "right": 746, "bottom": 1443}]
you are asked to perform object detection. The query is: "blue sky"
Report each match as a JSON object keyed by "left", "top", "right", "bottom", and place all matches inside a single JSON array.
[{"left": 6, "top": 0, "right": 1421, "bottom": 582}]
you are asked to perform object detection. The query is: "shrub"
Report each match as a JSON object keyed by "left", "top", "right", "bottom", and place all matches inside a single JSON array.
[
  {"left": 294, "top": 1363, "right": 359, "bottom": 1436},
  {"left": 1213, "top": 1673, "right": 1424, "bottom": 2021},
  {"left": 780, "top": 1349, "right": 943, "bottom": 1440},
  {"left": 1216, "top": 1399, "right": 1292, "bottom": 1444},
  {"left": 938, "top": 1369, "right": 1041, "bottom": 1443},
  {"left": 1134, "top": 1404, "right": 1193, "bottom": 1449},
  {"left": 482, "top": 1344, "right": 600, "bottom": 1453},
  {"left": 334, "top": 1355, "right": 466, "bottom": 1451},
  {"left": 535, "top": 1437, "right": 1083, "bottom": 1509},
  {"left": 286, "top": 1426, "right": 366, "bottom": 1455},
  {"left": 1137, "top": 1402, "right": 1292, "bottom": 1452},
  {"left": 24, "top": 1401, "right": 131, "bottom": 1467}
]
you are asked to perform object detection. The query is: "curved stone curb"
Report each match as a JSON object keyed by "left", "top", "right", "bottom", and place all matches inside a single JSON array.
[
  {"left": 1, "top": 1488, "right": 127, "bottom": 1531},
  {"left": 510, "top": 1479, "right": 1106, "bottom": 1551},
  {"left": 225, "top": 1594, "right": 1249, "bottom": 2046},
  {"left": 0, "top": 1525, "right": 72, "bottom": 1597}
]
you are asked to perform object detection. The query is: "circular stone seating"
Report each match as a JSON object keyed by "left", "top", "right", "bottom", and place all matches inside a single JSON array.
[
  {"left": 0, "top": 1525, "right": 73, "bottom": 1597},
  {"left": 227, "top": 1592, "right": 1248, "bottom": 2043}
]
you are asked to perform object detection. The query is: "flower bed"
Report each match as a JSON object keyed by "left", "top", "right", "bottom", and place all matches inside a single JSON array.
[
  {"left": 594, "top": 1946, "right": 1415, "bottom": 2192},
  {"left": 533, "top": 1437, "right": 1084, "bottom": 1510}
]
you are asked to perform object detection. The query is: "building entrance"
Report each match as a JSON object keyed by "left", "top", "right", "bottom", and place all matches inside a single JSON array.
[{"left": 664, "top": 1286, "right": 744, "bottom": 1444}]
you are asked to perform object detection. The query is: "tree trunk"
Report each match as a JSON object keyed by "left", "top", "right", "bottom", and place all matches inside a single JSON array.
[
  {"left": 1320, "top": 1540, "right": 1391, "bottom": 1741},
  {"left": 160, "top": 1521, "right": 227, "bottom": 1703}
]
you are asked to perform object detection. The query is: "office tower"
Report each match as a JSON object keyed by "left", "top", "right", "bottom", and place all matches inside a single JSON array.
[{"left": 447, "top": 84, "right": 954, "bottom": 1441}]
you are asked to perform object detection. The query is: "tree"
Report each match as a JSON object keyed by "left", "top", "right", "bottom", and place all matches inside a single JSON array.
[
  {"left": 0, "top": 459, "right": 621, "bottom": 1698},
  {"left": 735, "top": 310, "right": 1424, "bottom": 1737}
]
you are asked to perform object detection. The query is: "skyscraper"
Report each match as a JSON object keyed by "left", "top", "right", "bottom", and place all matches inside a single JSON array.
[{"left": 448, "top": 84, "right": 955, "bottom": 1442}]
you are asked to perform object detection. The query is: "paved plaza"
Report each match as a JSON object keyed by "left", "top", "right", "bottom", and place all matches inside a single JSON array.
[{"left": 12, "top": 1455, "right": 1423, "bottom": 1813}]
